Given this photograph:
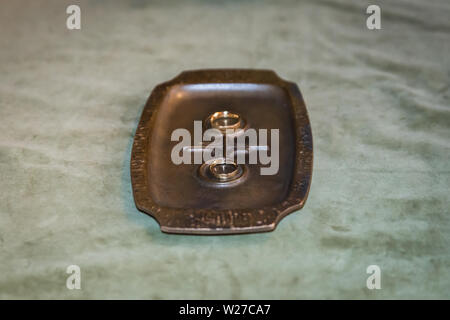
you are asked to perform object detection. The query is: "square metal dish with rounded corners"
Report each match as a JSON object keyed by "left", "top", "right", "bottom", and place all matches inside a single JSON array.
[{"left": 131, "top": 69, "right": 313, "bottom": 234}]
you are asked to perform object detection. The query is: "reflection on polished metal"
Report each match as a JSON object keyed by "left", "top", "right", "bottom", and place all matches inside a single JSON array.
[
  {"left": 207, "top": 111, "right": 244, "bottom": 132},
  {"left": 130, "top": 69, "right": 313, "bottom": 235},
  {"left": 198, "top": 158, "right": 246, "bottom": 186},
  {"left": 209, "top": 159, "right": 241, "bottom": 181}
]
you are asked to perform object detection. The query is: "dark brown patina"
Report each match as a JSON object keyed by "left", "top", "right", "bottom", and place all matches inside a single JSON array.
[{"left": 131, "top": 69, "right": 313, "bottom": 234}]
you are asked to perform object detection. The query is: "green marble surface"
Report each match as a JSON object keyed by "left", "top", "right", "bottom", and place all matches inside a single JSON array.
[{"left": 0, "top": 0, "right": 449, "bottom": 299}]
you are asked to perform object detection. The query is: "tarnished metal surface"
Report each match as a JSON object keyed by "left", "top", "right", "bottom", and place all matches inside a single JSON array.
[{"left": 131, "top": 69, "right": 313, "bottom": 234}]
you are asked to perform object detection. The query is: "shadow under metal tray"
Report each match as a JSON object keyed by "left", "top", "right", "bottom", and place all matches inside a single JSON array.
[{"left": 131, "top": 69, "right": 313, "bottom": 234}]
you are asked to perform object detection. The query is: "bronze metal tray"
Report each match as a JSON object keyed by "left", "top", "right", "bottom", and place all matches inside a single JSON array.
[{"left": 131, "top": 69, "right": 313, "bottom": 234}]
